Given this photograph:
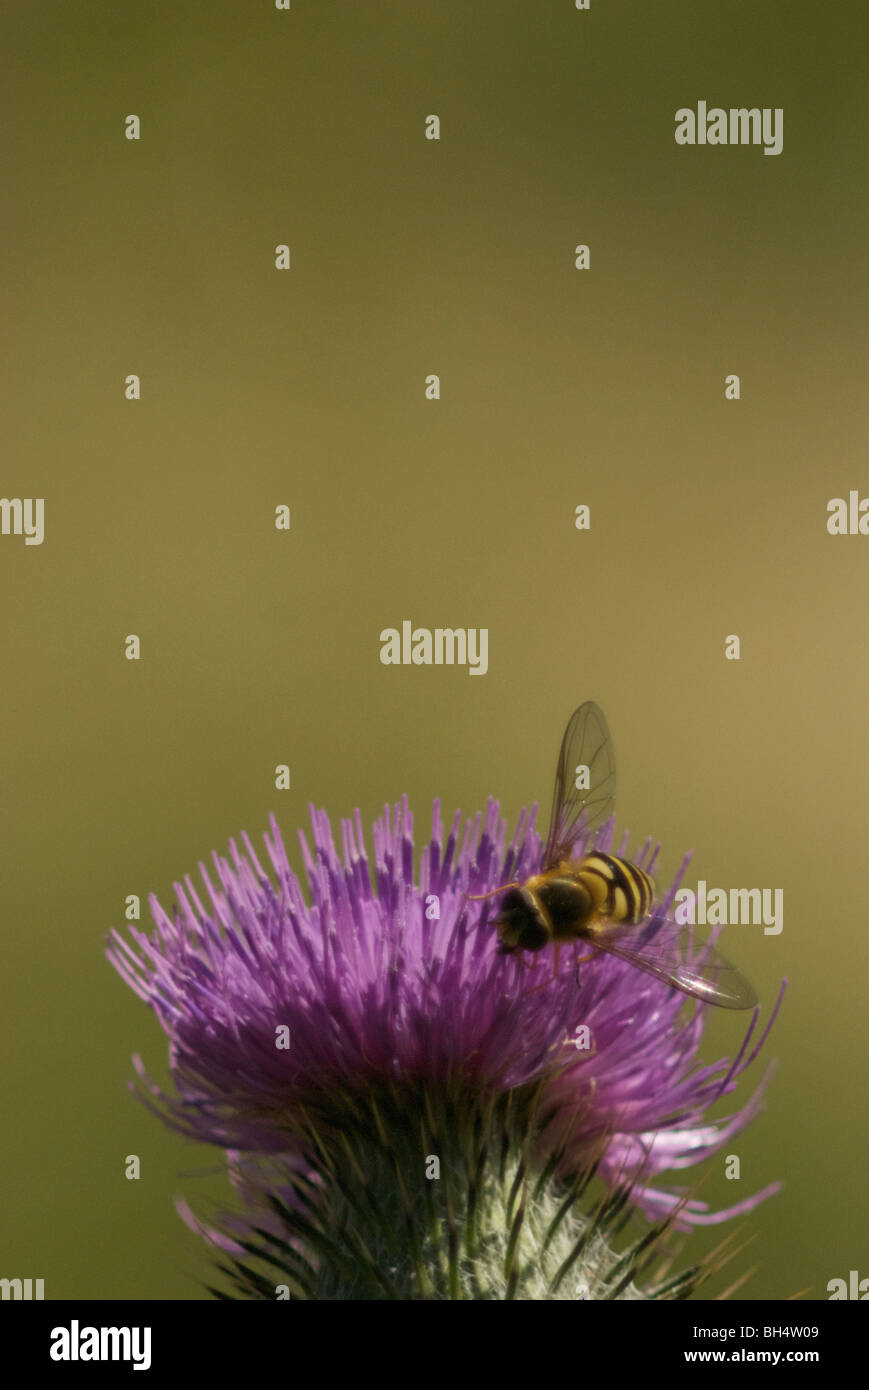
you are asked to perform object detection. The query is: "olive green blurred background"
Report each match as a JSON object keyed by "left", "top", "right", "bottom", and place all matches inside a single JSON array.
[{"left": 2, "top": 1, "right": 867, "bottom": 1300}]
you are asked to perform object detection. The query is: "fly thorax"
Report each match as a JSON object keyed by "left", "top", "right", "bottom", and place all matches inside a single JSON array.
[{"left": 537, "top": 876, "right": 593, "bottom": 937}]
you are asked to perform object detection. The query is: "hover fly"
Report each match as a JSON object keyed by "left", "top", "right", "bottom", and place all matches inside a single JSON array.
[{"left": 472, "top": 702, "right": 757, "bottom": 1010}]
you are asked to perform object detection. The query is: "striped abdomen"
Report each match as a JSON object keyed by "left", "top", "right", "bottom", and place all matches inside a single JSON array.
[{"left": 575, "top": 851, "right": 654, "bottom": 927}]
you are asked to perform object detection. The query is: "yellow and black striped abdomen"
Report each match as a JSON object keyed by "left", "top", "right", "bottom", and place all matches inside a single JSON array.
[{"left": 576, "top": 852, "right": 654, "bottom": 925}]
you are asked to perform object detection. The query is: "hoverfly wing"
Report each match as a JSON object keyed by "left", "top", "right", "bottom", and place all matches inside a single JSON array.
[
  {"left": 586, "top": 920, "right": 758, "bottom": 1011},
  {"left": 542, "top": 701, "right": 617, "bottom": 870}
]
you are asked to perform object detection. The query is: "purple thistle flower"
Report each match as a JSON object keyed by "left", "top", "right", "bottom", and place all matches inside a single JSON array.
[{"left": 108, "top": 799, "right": 783, "bottom": 1299}]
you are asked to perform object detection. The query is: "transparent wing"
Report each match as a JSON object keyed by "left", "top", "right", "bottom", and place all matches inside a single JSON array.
[
  {"left": 542, "top": 701, "right": 617, "bottom": 869},
  {"left": 585, "top": 919, "right": 758, "bottom": 1011}
]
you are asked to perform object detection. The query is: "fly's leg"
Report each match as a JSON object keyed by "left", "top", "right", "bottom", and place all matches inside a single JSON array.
[
  {"left": 574, "top": 948, "right": 595, "bottom": 987},
  {"left": 528, "top": 941, "right": 564, "bottom": 993},
  {"left": 465, "top": 882, "right": 518, "bottom": 903}
]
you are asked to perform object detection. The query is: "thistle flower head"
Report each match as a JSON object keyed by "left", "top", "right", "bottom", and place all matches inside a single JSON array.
[{"left": 108, "top": 798, "right": 782, "bottom": 1298}]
